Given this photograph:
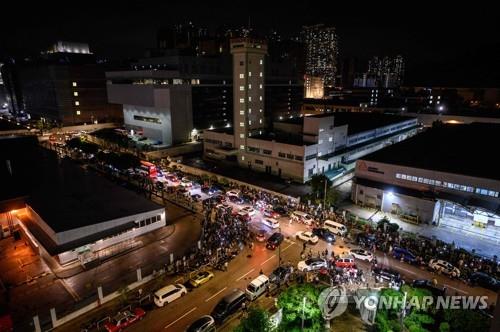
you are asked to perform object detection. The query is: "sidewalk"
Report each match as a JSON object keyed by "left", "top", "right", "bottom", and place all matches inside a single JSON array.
[{"left": 341, "top": 203, "right": 500, "bottom": 258}]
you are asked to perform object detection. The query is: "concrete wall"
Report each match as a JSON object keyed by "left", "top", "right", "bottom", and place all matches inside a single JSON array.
[
  {"left": 26, "top": 205, "right": 58, "bottom": 243},
  {"left": 56, "top": 208, "right": 165, "bottom": 245},
  {"left": 123, "top": 104, "right": 170, "bottom": 144}
]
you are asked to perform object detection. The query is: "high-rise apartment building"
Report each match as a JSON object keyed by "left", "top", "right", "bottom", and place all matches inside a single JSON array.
[
  {"left": 302, "top": 24, "right": 339, "bottom": 86},
  {"left": 231, "top": 38, "right": 267, "bottom": 155},
  {"left": 358, "top": 55, "right": 405, "bottom": 88}
]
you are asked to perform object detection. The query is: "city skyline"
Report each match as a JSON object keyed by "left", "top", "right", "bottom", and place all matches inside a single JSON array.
[{"left": 1, "top": 2, "right": 499, "bottom": 87}]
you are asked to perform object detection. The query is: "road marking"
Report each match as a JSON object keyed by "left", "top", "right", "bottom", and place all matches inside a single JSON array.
[
  {"left": 59, "top": 279, "right": 81, "bottom": 301},
  {"left": 282, "top": 243, "right": 294, "bottom": 252},
  {"left": 444, "top": 284, "right": 468, "bottom": 294},
  {"left": 236, "top": 268, "right": 255, "bottom": 281},
  {"left": 164, "top": 307, "right": 197, "bottom": 329},
  {"left": 205, "top": 287, "right": 227, "bottom": 302},
  {"left": 174, "top": 277, "right": 183, "bottom": 283},
  {"left": 261, "top": 255, "right": 276, "bottom": 266}
]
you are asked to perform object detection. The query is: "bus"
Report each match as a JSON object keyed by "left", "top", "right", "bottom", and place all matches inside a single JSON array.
[{"left": 139, "top": 161, "right": 157, "bottom": 178}]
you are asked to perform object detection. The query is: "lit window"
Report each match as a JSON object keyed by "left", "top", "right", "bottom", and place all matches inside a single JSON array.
[
  {"left": 240, "top": 145, "right": 245, "bottom": 150},
  {"left": 240, "top": 98, "right": 245, "bottom": 103},
  {"left": 240, "top": 122, "right": 244, "bottom": 127},
  {"left": 259, "top": 109, "right": 263, "bottom": 113},
  {"left": 319, "top": 140, "right": 323, "bottom": 144},
  {"left": 412, "top": 176, "right": 417, "bottom": 181},
  {"left": 73, "top": 91, "right": 78, "bottom": 97},
  {"left": 259, "top": 119, "right": 262, "bottom": 124},
  {"left": 240, "top": 86, "right": 245, "bottom": 91},
  {"left": 249, "top": 120, "right": 252, "bottom": 125},
  {"left": 396, "top": 173, "right": 401, "bottom": 179},
  {"left": 259, "top": 96, "right": 262, "bottom": 101},
  {"left": 241, "top": 156, "right": 245, "bottom": 161},
  {"left": 248, "top": 72, "right": 252, "bottom": 77},
  {"left": 240, "top": 134, "right": 244, "bottom": 138},
  {"left": 248, "top": 96, "right": 252, "bottom": 102},
  {"left": 76, "top": 110, "right": 81, "bottom": 115},
  {"left": 72, "top": 82, "right": 77, "bottom": 87},
  {"left": 328, "top": 137, "right": 333, "bottom": 142},
  {"left": 259, "top": 59, "right": 263, "bottom": 65},
  {"left": 248, "top": 109, "right": 252, "bottom": 114},
  {"left": 74, "top": 101, "right": 80, "bottom": 106},
  {"left": 239, "top": 73, "right": 244, "bottom": 79},
  {"left": 248, "top": 84, "right": 252, "bottom": 89},
  {"left": 259, "top": 72, "right": 263, "bottom": 77},
  {"left": 418, "top": 177, "right": 423, "bottom": 183},
  {"left": 240, "top": 110, "right": 245, "bottom": 115},
  {"left": 401, "top": 174, "right": 407, "bottom": 180},
  {"left": 259, "top": 84, "right": 263, "bottom": 89}
]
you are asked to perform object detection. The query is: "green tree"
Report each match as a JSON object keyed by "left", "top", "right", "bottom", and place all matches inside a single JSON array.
[
  {"left": 277, "top": 284, "right": 324, "bottom": 332},
  {"left": 309, "top": 174, "right": 332, "bottom": 199},
  {"left": 442, "top": 308, "right": 491, "bottom": 332},
  {"left": 234, "top": 307, "right": 272, "bottom": 332}
]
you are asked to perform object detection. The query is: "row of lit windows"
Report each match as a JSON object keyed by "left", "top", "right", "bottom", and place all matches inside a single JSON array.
[
  {"left": 395, "top": 173, "right": 499, "bottom": 198},
  {"left": 72, "top": 82, "right": 80, "bottom": 115}
]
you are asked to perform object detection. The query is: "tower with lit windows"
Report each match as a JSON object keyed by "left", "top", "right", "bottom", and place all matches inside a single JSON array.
[{"left": 230, "top": 38, "right": 267, "bottom": 161}]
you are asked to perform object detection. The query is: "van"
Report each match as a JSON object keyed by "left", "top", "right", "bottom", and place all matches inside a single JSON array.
[
  {"left": 392, "top": 246, "right": 417, "bottom": 264},
  {"left": 211, "top": 289, "right": 247, "bottom": 323},
  {"left": 323, "top": 220, "right": 347, "bottom": 236},
  {"left": 246, "top": 275, "right": 270, "bottom": 301},
  {"left": 291, "top": 211, "right": 314, "bottom": 225},
  {"left": 262, "top": 218, "right": 280, "bottom": 229},
  {"left": 154, "top": 284, "right": 187, "bottom": 307}
]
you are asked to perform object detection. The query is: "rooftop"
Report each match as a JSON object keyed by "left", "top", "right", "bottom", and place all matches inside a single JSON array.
[
  {"left": 361, "top": 123, "right": 500, "bottom": 181},
  {"left": 24, "top": 149, "right": 162, "bottom": 233},
  {"left": 276, "top": 112, "right": 415, "bottom": 135}
]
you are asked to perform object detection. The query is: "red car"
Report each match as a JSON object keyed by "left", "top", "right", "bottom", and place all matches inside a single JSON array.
[
  {"left": 335, "top": 258, "right": 355, "bottom": 269},
  {"left": 104, "top": 308, "right": 146, "bottom": 332}
]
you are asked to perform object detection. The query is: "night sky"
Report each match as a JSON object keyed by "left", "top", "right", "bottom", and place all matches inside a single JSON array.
[{"left": 2, "top": 1, "right": 499, "bottom": 86}]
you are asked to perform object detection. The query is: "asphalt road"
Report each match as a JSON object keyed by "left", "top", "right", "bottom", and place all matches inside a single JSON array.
[{"left": 123, "top": 201, "right": 498, "bottom": 332}]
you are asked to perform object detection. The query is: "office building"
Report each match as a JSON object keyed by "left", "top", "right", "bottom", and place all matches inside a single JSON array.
[
  {"left": 352, "top": 123, "right": 500, "bottom": 243},
  {"left": 302, "top": 24, "right": 339, "bottom": 86},
  {"left": 203, "top": 38, "right": 418, "bottom": 183},
  {"left": 2, "top": 42, "right": 121, "bottom": 125},
  {"left": 0, "top": 136, "right": 165, "bottom": 265}
]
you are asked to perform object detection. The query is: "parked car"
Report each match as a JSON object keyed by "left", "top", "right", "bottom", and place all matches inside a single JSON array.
[
  {"left": 186, "top": 315, "right": 216, "bottom": 332},
  {"left": 468, "top": 272, "right": 500, "bottom": 291},
  {"left": 266, "top": 232, "right": 284, "bottom": 250},
  {"left": 412, "top": 279, "right": 446, "bottom": 296},
  {"left": 356, "top": 233, "right": 377, "bottom": 247},
  {"left": 372, "top": 267, "right": 401, "bottom": 282},
  {"left": 392, "top": 246, "right": 417, "bottom": 264},
  {"left": 103, "top": 308, "right": 146, "bottom": 332},
  {"left": 154, "top": 284, "right": 187, "bottom": 307},
  {"left": 297, "top": 258, "right": 328, "bottom": 272},
  {"left": 211, "top": 289, "right": 247, "bottom": 323},
  {"left": 180, "top": 178, "right": 193, "bottom": 187},
  {"left": 226, "top": 190, "right": 241, "bottom": 198},
  {"left": 189, "top": 271, "right": 215, "bottom": 288},
  {"left": 268, "top": 265, "right": 293, "bottom": 284},
  {"left": 349, "top": 249, "right": 374, "bottom": 262},
  {"left": 228, "top": 195, "right": 244, "bottom": 204},
  {"left": 263, "top": 209, "right": 280, "bottom": 219},
  {"left": 335, "top": 257, "right": 355, "bottom": 268},
  {"left": 295, "top": 231, "right": 319, "bottom": 244},
  {"left": 291, "top": 211, "right": 314, "bottom": 225},
  {"left": 240, "top": 206, "right": 256, "bottom": 216},
  {"left": 262, "top": 218, "right": 280, "bottom": 229},
  {"left": 273, "top": 206, "right": 288, "bottom": 216},
  {"left": 312, "top": 228, "right": 336, "bottom": 243},
  {"left": 428, "top": 259, "right": 461, "bottom": 278}
]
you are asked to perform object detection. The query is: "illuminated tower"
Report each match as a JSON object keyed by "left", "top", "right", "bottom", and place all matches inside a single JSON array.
[{"left": 230, "top": 38, "right": 267, "bottom": 161}]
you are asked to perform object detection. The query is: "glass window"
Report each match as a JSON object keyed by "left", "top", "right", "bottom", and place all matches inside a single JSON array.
[
  {"left": 248, "top": 84, "right": 252, "bottom": 89},
  {"left": 488, "top": 191, "right": 496, "bottom": 197},
  {"left": 239, "top": 122, "right": 244, "bottom": 127},
  {"left": 248, "top": 96, "right": 252, "bottom": 102},
  {"left": 423, "top": 178, "right": 429, "bottom": 184},
  {"left": 278, "top": 152, "right": 286, "bottom": 158},
  {"left": 418, "top": 177, "right": 424, "bottom": 183},
  {"left": 239, "top": 73, "right": 244, "bottom": 79},
  {"left": 475, "top": 188, "right": 481, "bottom": 194},
  {"left": 259, "top": 84, "right": 263, "bottom": 89},
  {"left": 72, "top": 82, "right": 77, "bottom": 87},
  {"left": 73, "top": 91, "right": 78, "bottom": 97},
  {"left": 76, "top": 110, "right": 81, "bottom": 115},
  {"left": 74, "top": 101, "right": 80, "bottom": 106},
  {"left": 396, "top": 173, "right": 401, "bottom": 179},
  {"left": 447, "top": 183, "right": 454, "bottom": 188},
  {"left": 248, "top": 72, "right": 252, "bottom": 77},
  {"left": 259, "top": 59, "right": 263, "bottom": 65},
  {"left": 412, "top": 176, "right": 417, "bottom": 182},
  {"left": 240, "top": 110, "right": 244, "bottom": 115},
  {"left": 401, "top": 174, "right": 407, "bottom": 180},
  {"left": 240, "top": 86, "right": 244, "bottom": 91},
  {"left": 429, "top": 180, "right": 435, "bottom": 185},
  {"left": 240, "top": 145, "right": 245, "bottom": 150},
  {"left": 240, "top": 98, "right": 245, "bottom": 103},
  {"left": 435, "top": 180, "right": 441, "bottom": 186},
  {"left": 480, "top": 189, "right": 488, "bottom": 195},
  {"left": 460, "top": 185, "right": 467, "bottom": 191},
  {"left": 259, "top": 72, "right": 263, "bottom": 77},
  {"left": 453, "top": 184, "right": 460, "bottom": 190}
]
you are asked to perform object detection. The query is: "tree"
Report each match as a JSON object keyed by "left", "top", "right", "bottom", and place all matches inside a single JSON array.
[
  {"left": 309, "top": 174, "right": 332, "bottom": 199},
  {"left": 234, "top": 307, "right": 272, "bottom": 332},
  {"left": 442, "top": 308, "right": 491, "bottom": 332},
  {"left": 277, "top": 284, "right": 324, "bottom": 332}
]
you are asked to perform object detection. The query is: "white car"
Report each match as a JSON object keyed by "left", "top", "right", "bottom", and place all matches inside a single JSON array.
[
  {"left": 295, "top": 231, "right": 319, "bottom": 244},
  {"left": 297, "top": 258, "right": 328, "bottom": 272},
  {"left": 154, "top": 284, "right": 187, "bottom": 307},
  {"left": 180, "top": 178, "right": 193, "bottom": 187},
  {"left": 349, "top": 248, "right": 374, "bottom": 262},
  {"left": 428, "top": 259, "right": 461, "bottom": 277},
  {"left": 240, "top": 206, "right": 256, "bottom": 216},
  {"left": 226, "top": 190, "right": 241, "bottom": 198},
  {"left": 262, "top": 218, "right": 280, "bottom": 229}
]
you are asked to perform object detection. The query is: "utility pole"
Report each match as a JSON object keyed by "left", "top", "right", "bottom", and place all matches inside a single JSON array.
[{"left": 301, "top": 296, "right": 307, "bottom": 329}]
